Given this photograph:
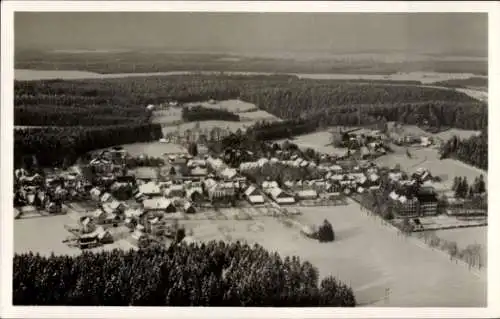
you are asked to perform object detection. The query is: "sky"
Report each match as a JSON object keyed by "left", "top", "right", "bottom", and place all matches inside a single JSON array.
[{"left": 15, "top": 12, "right": 488, "bottom": 56}]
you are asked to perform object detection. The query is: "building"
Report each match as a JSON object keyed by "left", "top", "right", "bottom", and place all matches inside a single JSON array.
[
  {"left": 262, "top": 181, "right": 279, "bottom": 193},
  {"left": 186, "top": 188, "right": 204, "bottom": 202},
  {"left": 100, "top": 192, "right": 113, "bottom": 203},
  {"left": 190, "top": 167, "right": 208, "bottom": 177},
  {"left": 220, "top": 167, "right": 237, "bottom": 180},
  {"left": 416, "top": 186, "right": 439, "bottom": 216},
  {"left": 244, "top": 185, "right": 265, "bottom": 205},
  {"left": 389, "top": 191, "right": 419, "bottom": 217},
  {"left": 204, "top": 180, "right": 236, "bottom": 202},
  {"left": 296, "top": 189, "right": 318, "bottom": 200},
  {"left": 139, "top": 182, "right": 162, "bottom": 197},
  {"left": 269, "top": 188, "right": 296, "bottom": 205},
  {"left": 143, "top": 197, "right": 176, "bottom": 213},
  {"left": 164, "top": 184, "right": 185, "bottom": 198}
]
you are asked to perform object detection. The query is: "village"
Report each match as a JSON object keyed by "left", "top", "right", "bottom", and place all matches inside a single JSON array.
[{"left": 13, "top": 120, "right": 487, "bottom": 253}]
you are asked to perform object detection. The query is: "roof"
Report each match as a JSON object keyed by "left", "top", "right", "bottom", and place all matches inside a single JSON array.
[
  {"left": 248, "top": 195, "right": 265, "bottom": 203},
  {"left": 220, "top": 168, "right": 237, "bottom": 180},
  {"left": 244, "top": 185, "right": 261, "bottom": 197},
  {"left": 297, "top": 189, "right": 318, "bottom": 198},
  {"left": 262, "top": 181, "right": 279, "bottom": 189},
  {"left": 143, "top": 198, "right": 174, "bottom": 210},
  {"left": 139, "top": 182, "right": 161, "bottom": 195},
  {"left": 100, "top": 193, "right": 112, "bottom": 202},
  {"left": 269, "top": 188, "right": 293, "bottom": 200}
]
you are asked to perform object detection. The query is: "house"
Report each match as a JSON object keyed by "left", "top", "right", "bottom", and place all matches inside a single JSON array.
[
  {"left": 89, "top": 158, "right": 113, "bottom": 174},
  {"left": 220, "top": 167, "right": 237, "bottom": 180},
  {"left": 190, "top": 167, "right": 208, "bottom": 177},
  {"left": 269, "top": 188, "right": 296, "bottom": 205},
  {"left": 132, "top": 167, "right": 158, "bottom": 181},
  {"left": 103, "top": 200, "right": 126, "bottom": 215},
  {"left": 183, "top": 202, "right": 196, "bottom": 214},
  {"left": 90, "top": 187, "right": 102, "bottom": 201},
  {"left": 325, "top": 182, "right": 342, "bottom": 195},
  {"left": 19, "top": 173, "right": 44, "bottom": 186},
  {"left": 139, "top": 182, "right": 161, "bottom": 197},
  {"left": 389, "top": 191, "right": 419, "bottom": 217},
  {"left": 244, "top": 185, "right": 265, "bottom": 205},
  {"left": 164, "top": 184, "right": 185, "bottom": 198},
  {"left": 130, "top": 229, "right": 148, "bottom": 247},
  {"left": 92, "top": 209, "right": 107, "bottom": 224},
  {"left": 416, "top": 186, "right": 439, "bottom": 216},
  {"left": 262, "top": 181, "right": 279, "bottom": 193},
  {"left": 96, "top": 227, "right": 113, "bottom": 244},
  {"left": 296, "top": 189, "right": 318, "bottom": 200},
  {"left": 143, "top": 197, "right": 176, "bottom": 213}
]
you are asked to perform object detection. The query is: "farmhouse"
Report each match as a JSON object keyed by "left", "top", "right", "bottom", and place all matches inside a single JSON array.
[
  {"left": 269, "top": 188, "right": 296, "bottom": 205},
  {"left": 244, "top": 185, "right": 265, "bottom": 205}
]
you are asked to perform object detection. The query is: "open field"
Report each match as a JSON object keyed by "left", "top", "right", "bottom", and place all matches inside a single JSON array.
[
  {"left": 119, "top": 142, "right": 187, "bottom": 157},
  {"left": 179, "top": 201, "right": 486, "bottom": 307},
  {"left": 432, "top": 226, "right": 487, "bottom": 249},
  {"left": 13, "top": 200, "right": 486, "bottom": 306},
  {"left": 375, "top": 147, "right": 486, "bottom": 190},
  {"left": 185, "top": 100, "right": 258, "bottom": 113},
  {"left": 434, "top": 128, "right": 482, "bottom": 142},
  {"left": 14, "top": 215, "right": 137, "bottom": 257},
  {"left": 428, "top": 226, "right": 487, "bottom": 268},
  {"left": 275, "top": 131, "right": 348, "bottom": 157}
]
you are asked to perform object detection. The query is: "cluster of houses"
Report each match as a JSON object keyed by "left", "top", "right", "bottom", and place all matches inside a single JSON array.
[{"left": 14, "top": 167, "right": 92, "bottom": 215}]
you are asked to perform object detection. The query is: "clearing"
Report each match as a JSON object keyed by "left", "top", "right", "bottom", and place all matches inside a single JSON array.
[
  {"left": 14, "top": 215, "right": 136, "bottom": 257},
  {"left": 13, "top": 201, "right": 486, "bottom": 306},
  {"left": 275, "top": 131, "right": 348, "bottom": 157},
  {"left": 181, "top": 201, "right": 486, "bottom": 307}
]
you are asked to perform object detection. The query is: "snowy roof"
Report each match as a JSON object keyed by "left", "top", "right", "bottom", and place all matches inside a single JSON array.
[
  {"left": 143, "top": 198, "right": 174, "bottom": 210},
  {"left": 244, "top": 185, "right": 259, "bottom": 196},
  {"left": 389, "top": 191, "right": 399, "bottom": 201},
  {"left": 248, "top": 195, "right": 265, "bottom": 204},
  {"left": 139, "top": 182, "right": 161, "bottom": 195},
  {"left": 262, "top": 181, "right": 279, "bottom": 189},
  {"left": 100, "top": 193, "right": 112, "bottom": 202},
  {"left": 297, "top": 189, "right": 318, "bottom": 197},
  {"left": 221, "top": 168, "right": 237, "bottom": 180}
]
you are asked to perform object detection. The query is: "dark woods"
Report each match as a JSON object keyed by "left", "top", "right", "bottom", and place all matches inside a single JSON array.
[
  {"left": 13, "top": 242, "right": 356, "bottom": 307},
  {"left": 14, "top": 75, "right": 487, "bottom": 169}
]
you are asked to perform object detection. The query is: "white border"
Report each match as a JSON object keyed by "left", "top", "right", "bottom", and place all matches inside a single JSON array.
[{"left": 2, "top": 2, "right": 499, "bottom": 318}]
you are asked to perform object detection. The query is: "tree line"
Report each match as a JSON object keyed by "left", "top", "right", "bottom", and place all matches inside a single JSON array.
[
  {"left": 13, "top": 242, "right": 356, "bottom": 306},
  {"left": 439, "top": 130, "right": 488, "bottom": 170},
  {"left": 16, "top": 75, "right": 487, "bottom": 130},
  {"left": 182, "top": 105, "right": 240, "bottom": 122},
  {"left": 15, "top": 124, "right": 163, "bottom": 168}
]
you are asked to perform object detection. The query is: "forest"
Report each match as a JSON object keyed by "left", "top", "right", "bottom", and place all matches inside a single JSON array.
[
  {"left": 13, "top": 242, "right": 356, "bottom": 306},
  {"left": 439, "top": 130, "right": 488, "bottom": 170},
  {"left": 15, "top": 124, "right": 163, "bottom": 168},
  {"left": 15, "top": 75, "right": 487, "bottom": 168},
  {"left": 182, "top": 105, "right": 240, "bottom": 122}
]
